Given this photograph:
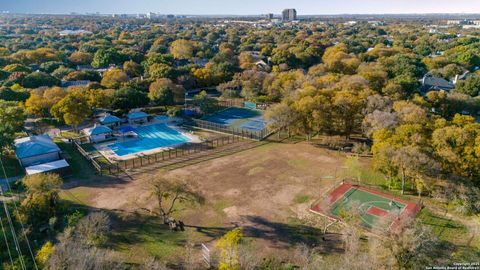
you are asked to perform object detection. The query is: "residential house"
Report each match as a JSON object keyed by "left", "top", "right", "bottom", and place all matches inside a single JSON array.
[
  {"left": 254, "top": 60, "right": 271, "bottom": 72},
  {"left": 61, "top": 80, "right": 90, "bottom": 88},
  {"left": 192, "top": 58, "right": 209, "bottom": 67},
  {"left": 76, "top": 65, "right": 94, "bottom": 71},
  {"left": 420, "top": 73, "right": 454, "bottom": 93}
]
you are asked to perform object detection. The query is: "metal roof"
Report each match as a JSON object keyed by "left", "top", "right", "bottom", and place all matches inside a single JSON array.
[
  {"left": 127, "top": 111, "right": 149, "bottom": 120},
  {"left": 25, "top": 159, "right": 69, "bottom": 175},
  {"left": 15, "top": 135, "right": 60, "bottom": 159},
  {"left": 83, "top": 124, "right": 113, "bottom": 136},
  {"left": 99, "top": 114, "right": 121, "bottom": 124}
]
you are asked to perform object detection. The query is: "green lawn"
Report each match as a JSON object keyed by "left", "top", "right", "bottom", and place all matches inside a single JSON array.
[
  {"left": 1, "top": 154, "right": 24, "bottom": 178},
  {"left": 80, "top": 143, "right": 97, "bottom": 152},
  {"left": 109, "top": 216, "right": 193, "bottom": 263},
  {"left": 60, "top": 131, "right": 81, "bottom": 139},
  {"left": 56, "top": 141, "right": 97, "bottom": 180},
  {"left": 417, "top": 209, "right": 480, "bottom": 260},
  {"left": 417, "top": 209, "right": 470, "bottom": 245},
  {"left": 294, "top": 194, "right": 311, "bottom": 204}
]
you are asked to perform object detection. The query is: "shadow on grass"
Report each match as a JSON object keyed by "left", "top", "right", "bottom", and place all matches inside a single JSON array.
[
  {"left": 242, "top": 216, "right": 343, "bottom": 253},
  {"left": 62, "top": 175, "right": 131, "bottom": 190},
  {"left": 185, "top": 215, "right": 343, "bottom": 253},
  {"left": 61, "top": 203, "right": 192, "bottom": 262},
  {"left": 61, "top": 200, "right": 345, "bottom": 264}
]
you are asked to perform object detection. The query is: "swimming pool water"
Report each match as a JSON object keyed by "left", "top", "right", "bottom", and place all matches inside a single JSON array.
[{"left": 108, "top": 124, "right": 191, "bottom": 156}]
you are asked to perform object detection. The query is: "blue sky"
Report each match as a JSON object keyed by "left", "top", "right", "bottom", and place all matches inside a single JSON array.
[{"left": 1, "top": 0, "right": 479, "bottom": 15}]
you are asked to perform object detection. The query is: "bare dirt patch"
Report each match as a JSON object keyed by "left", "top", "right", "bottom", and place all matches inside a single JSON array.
[{"left": 62, "top": 141, "right": 349, "bottom": 259}]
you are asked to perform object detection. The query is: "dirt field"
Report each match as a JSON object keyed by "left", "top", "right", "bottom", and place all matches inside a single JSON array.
[{"left": 61, "top": 141, "right": 354, "bottom": 262}]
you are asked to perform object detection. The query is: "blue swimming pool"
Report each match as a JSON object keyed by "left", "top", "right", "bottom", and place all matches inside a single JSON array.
[{"left": 108, "top": 124, "right": 191, "bottom": 156}]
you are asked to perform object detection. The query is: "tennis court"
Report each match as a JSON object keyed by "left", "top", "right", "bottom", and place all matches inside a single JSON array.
[
  {"left": 202, "top": 107, "right": 266, "bottom": 132},
  {"left": 311, "top": 182, "right": 421, "bottom": 230}
]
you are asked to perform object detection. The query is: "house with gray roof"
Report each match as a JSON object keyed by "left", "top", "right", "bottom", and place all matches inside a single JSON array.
[
  {"left": 83, "top": 124, "right": 113, "bottom": 143},
  {"left": 420, "top": 73, "right": 454, "bottom": 93},
  {"left": 15, "top": 135, "right": 62, "bottom": 167},
  {"left": 61, "top": 80, "right": 90, "bottom": 88}
]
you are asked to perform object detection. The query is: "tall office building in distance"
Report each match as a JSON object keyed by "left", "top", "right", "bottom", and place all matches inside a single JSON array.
[{"left": 282, "top": 9, "right": 297, "bottom": 21}]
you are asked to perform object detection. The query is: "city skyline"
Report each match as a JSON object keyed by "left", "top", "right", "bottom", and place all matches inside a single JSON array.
[{"left": 1, "top": 0, "right": 480, "bottom": 15}]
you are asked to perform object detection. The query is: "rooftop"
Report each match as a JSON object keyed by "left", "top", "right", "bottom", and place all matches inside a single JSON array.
[
  {"left": 83, "top": 124, "right": 113, "bottom": 136},
  {"left": 127, "top": 111, "right": 149, "bottom": 120},
  {"left": 15, "top": 135, "right": 61, "bottom": 159},
  {"left": 99, "top": 114, "right": 121, "bottom": 125},
  {"left": 25, "top": 159, "right": 70, "bottom": 175}
]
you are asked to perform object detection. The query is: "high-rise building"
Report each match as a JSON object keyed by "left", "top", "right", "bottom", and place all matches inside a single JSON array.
[
  {"left": 282, "top": 9, "right": 297, "bottom": 22},
  {"left": 265, "top": 13, "right": 274, "bottom": 20}
]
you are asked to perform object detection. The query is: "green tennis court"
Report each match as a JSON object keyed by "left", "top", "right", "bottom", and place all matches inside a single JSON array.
[
  {"left": 311, "top": 182, "right": 420, "bottom": 231},
  {"left": 202, "top": 107, "right": 266, "bottom": 131}
]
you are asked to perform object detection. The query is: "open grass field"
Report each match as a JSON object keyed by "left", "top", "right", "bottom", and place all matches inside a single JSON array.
[
  {"left": 60, "top": 141, "right": 347, "bottom": 263},
  {"left": 59, "top": 141, "right": 480, "bottom": 264}
]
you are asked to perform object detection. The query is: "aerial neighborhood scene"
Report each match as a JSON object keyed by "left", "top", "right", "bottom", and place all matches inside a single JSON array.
[{"left": 1, "top": 0, "right": 480, "bottom": 269}]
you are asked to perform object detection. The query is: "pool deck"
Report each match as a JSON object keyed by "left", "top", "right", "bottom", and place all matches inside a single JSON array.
[{"left": 93, "top": 120, "right": 201, "bottom": 162}]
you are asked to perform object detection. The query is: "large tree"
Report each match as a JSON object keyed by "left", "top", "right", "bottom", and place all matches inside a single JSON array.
[
  {"left": 22, "top": 72, "right": 60, "bottom": 88},
  {"left": 0, "top": 100, "right": 26, "bottom": 150},
  {"left": 111, "top": 87, "right": 149, "bottom": 111},
  {"left": 144, "top": 171, "right": 203, "bottom": 223},
  {"left": 50, "top": 90, "right": 91, "bottom": 131},
  {"left": 17, "top": 173, "right": 63, "bottom": 226},
  {"left": 170, "top": 39, "right": 195, "bottom": 60},
  {"left": 92, "top": 48, "right": 123, "bottom": 68},
  {"left": 100, "top": 69, "right": 129, "bottom": 88},
  {"left": 193, "top": 90, "right": 218, "bottom": 114},
  {"left": 148, "top": 78, "right": 184, "bottom": 106},
  {"left": 432, "top": 115, "right": 480, "bottom": 180},
  {"left": 371, "top": 218, "right": 438, "bottom": 269},
  {"left": 454, "top": 75, "right": 480, "bottom": 97}
]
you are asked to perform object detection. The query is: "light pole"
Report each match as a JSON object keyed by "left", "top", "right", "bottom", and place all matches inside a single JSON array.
[{"left": 184, "top": 92, "right": 188, "bottom": 114}]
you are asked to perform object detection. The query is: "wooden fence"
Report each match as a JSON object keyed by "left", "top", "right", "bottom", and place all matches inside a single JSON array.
[
  {"left": 73, "top": 135, "right": 244, "bottom": 175},
  {"left": 109, "top": 134, "right": 243, "bottom": 174},
  {"left": 72, "top": 141, "right": 103, "bottom": 173}
]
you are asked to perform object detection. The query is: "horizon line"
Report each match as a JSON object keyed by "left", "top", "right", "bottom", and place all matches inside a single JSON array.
[{"left": 2, "top": 12, "right": 480, "bottom": 16}]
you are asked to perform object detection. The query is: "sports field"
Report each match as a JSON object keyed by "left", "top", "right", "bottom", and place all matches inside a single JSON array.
[
  {"left": 311, "top": 182, "right": 421, "bottom": 230},
  {"left": 202, "top": 107, "right": 266, "bottom": 131}
]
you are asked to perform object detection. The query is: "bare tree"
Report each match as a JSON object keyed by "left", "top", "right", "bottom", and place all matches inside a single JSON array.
[
  {"left": 238, "top": 243, "right": 261, "bottom": 270},
  {"left": 182, "top": 240, "right": 197, "bottom": 270},
  {"left": 370, "top": 217, "right": 438, "bottom": 270},
  {"left": 75, "top": 211, "right": 111, "bottom": 247},
  {"left": 392, "top": 146, "right": 440, "bottom": 195},
  {"left": 140, "top": 257, "right": 170, "bottom": 270},
  {"left": 362, "top": 110, "right": 398, "bottom": 137},
  {"left": 144, "top": 171, "right": 204, "bottom": 223},
  {"left": 47, "top": 239, "right": 126, "bottom": 270}
]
